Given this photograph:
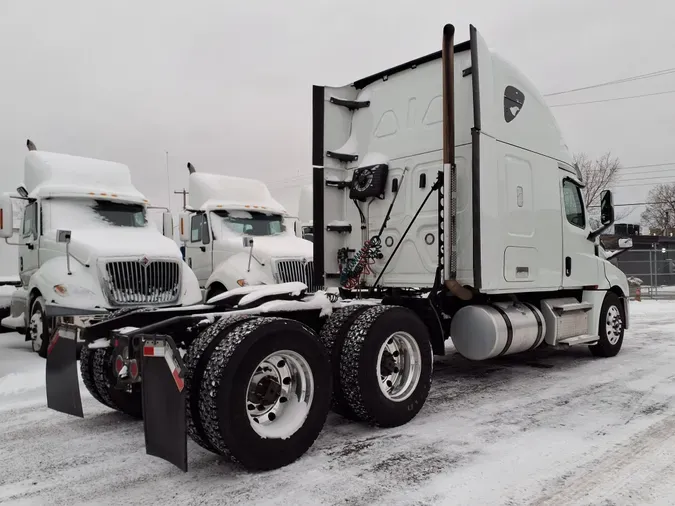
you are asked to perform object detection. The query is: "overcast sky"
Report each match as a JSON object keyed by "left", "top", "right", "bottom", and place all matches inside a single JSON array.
[{"left": 1, "top": 0, "right": 673, "bottom": 224}]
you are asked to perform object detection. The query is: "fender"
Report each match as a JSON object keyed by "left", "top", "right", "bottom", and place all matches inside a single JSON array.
[
  {"left": 179, "top": 260, "right": 203, "bottom": 306},
  {"left": 205, "top": 253, "right": 275, "bottom": 296},
  {"left": 27, "top": 256, "right": 109, "bottom": 315}
]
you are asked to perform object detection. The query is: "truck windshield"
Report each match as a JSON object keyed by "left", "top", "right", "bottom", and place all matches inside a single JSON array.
[
  {"left": 43, "top": 198, "right": 147, "bottom": 231},
  {"left": 211, "top": 210, "right": 285, "bottom": 238}
]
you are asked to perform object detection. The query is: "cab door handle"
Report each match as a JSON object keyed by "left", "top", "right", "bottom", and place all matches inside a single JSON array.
[{"left": 565, "top": 256, "right": 572, "bottom": 276}]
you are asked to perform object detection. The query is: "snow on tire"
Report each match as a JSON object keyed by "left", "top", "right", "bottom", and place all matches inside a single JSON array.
[
  {"left": 339, "top": 305, "right": 433, "bottom": 428},
  {"left": 198, "top": 317, "right": 332, "bottom": 471},
  {"left": 184, "top": 314, "right": 256, "bottom": 452},
  {"left": 318, "top": 304, "right": 369, "bottom": 420}
]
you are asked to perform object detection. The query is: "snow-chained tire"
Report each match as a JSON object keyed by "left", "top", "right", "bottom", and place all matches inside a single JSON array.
[
  {"left": 590, "top": 292, "right": 625, "bottom": 358},
  {"left": 184, "top": 314, "right": 257, "bottom": 452},
  {"left": 339, "top": 305, "right": 433, "bottom": 428},
  {"left": 319, "top": 305, "right": 370, "bottom": 420},
  {"left": 81, "top": 306, "right": 154, "bottom": 418},
  {"left": 198, "top": 317, "right": 332, "bottom": 471}
]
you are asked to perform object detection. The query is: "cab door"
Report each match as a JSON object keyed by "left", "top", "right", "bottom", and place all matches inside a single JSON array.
[
  {"left": 560, "top": 173, "right": 598, "bottom": 288},
  {"left": 19, "top": 201, "right": 39, "bottom": 287},
  {"left": 185, "top": 212, "right": 212, "bottom": 287}
]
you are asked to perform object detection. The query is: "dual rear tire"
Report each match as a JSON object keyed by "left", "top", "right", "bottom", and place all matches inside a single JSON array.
[
  {"left": 319, "top": 305, "right": 433, "bottom": 428},
  {"left": 185, "top": 316, "right": 332, "bottom": 471}
]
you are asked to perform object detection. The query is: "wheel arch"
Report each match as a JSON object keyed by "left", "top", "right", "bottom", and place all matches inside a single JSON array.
[
  {"left": 609, "top": 284, "right": 629, "bottom": 329},
  {"left": 380, "top": 296, "right": 446, "bottom": 355}
]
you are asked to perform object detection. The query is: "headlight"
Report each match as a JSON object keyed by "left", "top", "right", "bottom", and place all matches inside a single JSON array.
[{"left": 53, "top": 284, "right": 95, "bottom": 297}]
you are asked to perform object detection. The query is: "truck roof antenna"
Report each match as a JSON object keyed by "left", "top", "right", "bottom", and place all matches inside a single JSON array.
[
  {"left": 187, "top": 162, "right": 196, "bottom": 174},
  {"left": 26, "top": 139, "right": 37, "bottom": 151}
]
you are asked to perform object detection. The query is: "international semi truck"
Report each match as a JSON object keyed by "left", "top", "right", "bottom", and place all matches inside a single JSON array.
[
  {"left": 177, "top": 163, "right": 315, "bottom": 301},
  {"left": 44, "top": 24, "right": 631, "bottom": 473},
  {"left": 0, "top": 141, "right": 202, "bottom": 357}
]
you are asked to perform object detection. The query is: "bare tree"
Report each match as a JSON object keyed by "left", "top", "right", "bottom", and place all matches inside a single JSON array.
[
  {"left": 574, "top": 151, "right": 632, "bottom": 225},
  {"left": 641, "top": 184, "right": 675, "bottom": 235}
]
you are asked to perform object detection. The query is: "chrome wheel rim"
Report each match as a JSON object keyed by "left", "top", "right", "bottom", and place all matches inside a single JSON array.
[
  {"left": 606, "top": 305, "right": 623, "bottom": 345},
  {"left": 30, "top": 310, "right": 43, "bottom": 352},
  {"left": 246, "top": 350, "right": 314, "bottom": 439},
  {"left": 376, "top": 331, "right": 422, "bottom": 402}
]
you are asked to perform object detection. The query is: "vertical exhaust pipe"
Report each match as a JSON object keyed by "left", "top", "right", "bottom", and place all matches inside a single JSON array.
[
  {"left": 187, "top": 162, "right": 196, "bottom": 174},
  {"left": 442, "top": 24, "right": 471, "bottom": 300}
]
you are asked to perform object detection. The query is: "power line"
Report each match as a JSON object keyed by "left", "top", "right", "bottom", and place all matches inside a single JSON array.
[
  {"left": 544, "top": 67, "right": 675, "bottom": 97},
  {"left": 550, "top": 89, "right": 675, "bottom": 108},
  {"left": 622, "top": 162, "right": 675, "bottom": 170}
]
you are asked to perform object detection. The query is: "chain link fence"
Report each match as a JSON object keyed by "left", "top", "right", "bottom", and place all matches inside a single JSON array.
[{"left": 612, "top": 246, "right": 675, "bottom": 300}]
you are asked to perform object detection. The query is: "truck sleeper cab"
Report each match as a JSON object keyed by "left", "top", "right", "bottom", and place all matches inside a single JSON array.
[
  {"left": 43, "top": 24, "right": 632, "bottom": 475},
  {"left": 178, "top": 166, "right": 315, "bottom": 301},
  {"left": 0, "top": 142, "right": 202, "bottom": 357}
]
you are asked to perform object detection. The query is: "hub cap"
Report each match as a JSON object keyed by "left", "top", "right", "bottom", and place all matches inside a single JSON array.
[
  {"left": 377, "top": 331, "right": 422, "bottom": 402},
  {"left": 606, "top": 305, "right": 623, "bottom": 345},
  {"left": 246, "top": 350, "right": 314, "bottom": 439},
  {"left": 30, "top": 310, "right": 43, "bottom": 352}
]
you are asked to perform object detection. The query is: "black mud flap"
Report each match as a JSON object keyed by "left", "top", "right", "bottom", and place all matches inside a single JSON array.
[
  {"left": 46, "top": 325, "right": 83, "bottom": 418},
  {"left": 141, "top": 337, "right": 188, "bottom": 472}
]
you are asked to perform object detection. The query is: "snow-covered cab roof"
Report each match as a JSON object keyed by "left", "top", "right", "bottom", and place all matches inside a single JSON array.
[
  {"left": 24, "top": 151, "right": 147, "bottom": 204},
  {"left": 188, "top": 172, "right": 287, "bottom": 214}
]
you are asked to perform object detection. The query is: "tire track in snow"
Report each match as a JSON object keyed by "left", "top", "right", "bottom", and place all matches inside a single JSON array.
[{"left": 530, "top": 412, "right": 675, "bottom": 506}]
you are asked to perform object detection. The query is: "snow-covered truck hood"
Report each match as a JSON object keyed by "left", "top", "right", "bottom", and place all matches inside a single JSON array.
[
  {"left": 62, "top": 228, "right": 182, "bottom": 265},
  {"left": 215, "top": 235, "right": 313, "bottom": 261}
]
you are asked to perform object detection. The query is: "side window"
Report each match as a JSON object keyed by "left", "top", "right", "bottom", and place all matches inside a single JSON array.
[
  {"left": 22, "top": 202, "right": 37, "bottom": 238},
  {"left": 190, "top": 214, "right": 202, "bottom": 242},
  {"left": 504, "top": 85, "right": 525, "bottom": 123},
  {"left": 562, "top": 180, "right": 586, "bottom": 229}
]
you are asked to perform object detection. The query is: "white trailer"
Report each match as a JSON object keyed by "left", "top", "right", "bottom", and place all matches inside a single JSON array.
[
  {"left": 0, "top": 141, "right": 202, "bottom": 357},
  {"left": 177, "top": 164, "right": 314, "bottom": 301},
  {"left": 45, "top": 24, "right": 632, "bottom": 473}
]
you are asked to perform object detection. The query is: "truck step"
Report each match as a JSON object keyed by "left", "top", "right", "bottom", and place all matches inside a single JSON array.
[
  {"left": 552, "top": 302, "right": 593, "bottom": 313},
  {"left": 329, "top": 96, "right": 371, "bottom": 110},
  {"left": 556, "top": 334, "right": 599, "bottom": 346}
]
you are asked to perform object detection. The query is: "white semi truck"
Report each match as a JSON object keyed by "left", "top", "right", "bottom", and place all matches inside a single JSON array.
[
  {"left": 177, "top": 163, "right": 314, "bottom": 300},
  {"left": 0, "top": 141, "right": 202, "bottom": 357},
  {"left": 44, "top": 24, "right": 631, "bottom": 473}
]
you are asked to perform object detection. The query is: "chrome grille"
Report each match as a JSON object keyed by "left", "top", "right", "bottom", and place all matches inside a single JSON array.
[
  {"left": 275, "top": 260, "right": 317, "bottom": 293},
  {"left": 103, "top": 259, "right": 181, "bottom": 305}
]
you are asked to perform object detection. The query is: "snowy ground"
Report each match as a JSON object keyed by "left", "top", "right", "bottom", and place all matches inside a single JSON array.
[{"left": 2, "top": 301, "right": 675, "bottom": 505}]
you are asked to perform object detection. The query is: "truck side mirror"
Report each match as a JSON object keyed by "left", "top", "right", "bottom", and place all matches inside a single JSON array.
[
  {"left": 178, "top": 212, "right": 190, "bottom": 242},
  {"left": 600, "top": 189, "right": 614, "bottom": 225},
  {"left": 0, "top": 193, "right": 14, "bottom": 239},
  {"left": 56, "top": 229, "right": 71, "bottom": 243},
  {"left": 618, "top": 238, "right": 633, "bottom": 249},
  {"left": 162, "top": 212, "right": 173, "bottom": 239}
]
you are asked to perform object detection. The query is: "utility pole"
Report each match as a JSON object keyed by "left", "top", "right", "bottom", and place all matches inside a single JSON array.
[{"left": 173, "top": 188, "right": 189, "bottom": 210}]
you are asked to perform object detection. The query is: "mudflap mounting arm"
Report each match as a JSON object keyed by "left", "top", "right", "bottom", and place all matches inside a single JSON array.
[
  {"left": 140, "top": 334, "right": 188, "bottom": 472},
  {"left": 46, "top": 323, "right": 83, "bottom": 418}
]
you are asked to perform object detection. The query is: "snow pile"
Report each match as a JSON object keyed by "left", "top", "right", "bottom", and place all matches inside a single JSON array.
[
  {"left": 1, "top": 312, "right": 24, "bottom": 329},
  {"left": 238, "top": 282, "right": 307, "bottom": 306},
  {"left": 0, "top": 370, "right": 44, "bottom": 396}
]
